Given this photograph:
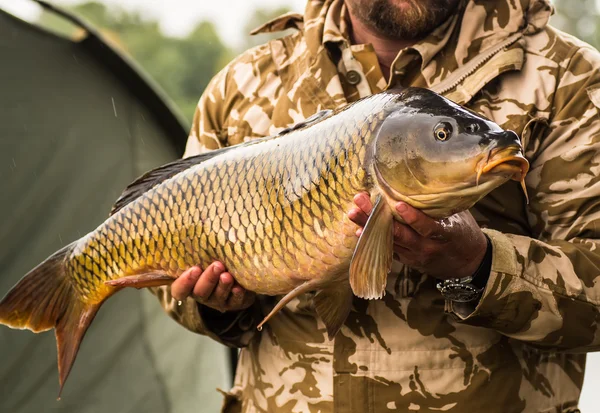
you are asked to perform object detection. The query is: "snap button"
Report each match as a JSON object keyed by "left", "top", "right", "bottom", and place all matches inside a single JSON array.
[{"left": 346, "top": 70, "right": 361, "bottom": 85}]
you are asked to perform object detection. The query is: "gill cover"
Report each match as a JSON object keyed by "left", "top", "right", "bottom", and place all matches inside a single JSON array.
[{"left": 371, "top": 88, "right": 529, "bottom": 218}]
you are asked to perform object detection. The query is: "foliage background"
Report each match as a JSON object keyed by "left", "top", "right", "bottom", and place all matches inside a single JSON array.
[{"left": 36, "top": 2, "right": 292, "bottom": 122}]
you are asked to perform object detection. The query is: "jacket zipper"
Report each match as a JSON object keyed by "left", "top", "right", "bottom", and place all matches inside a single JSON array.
[{"left": 431, "top": 32, "right": 523, "bottom": 95}]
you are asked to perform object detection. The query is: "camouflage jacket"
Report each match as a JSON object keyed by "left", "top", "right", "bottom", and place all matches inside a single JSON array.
[{"left": 154, "top": 0, "right": 600, "bottom": 411}]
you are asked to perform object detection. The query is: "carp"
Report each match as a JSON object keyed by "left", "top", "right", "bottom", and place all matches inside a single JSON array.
[{"left": 0, "top": 87, "right": 529, "bottom": 393}]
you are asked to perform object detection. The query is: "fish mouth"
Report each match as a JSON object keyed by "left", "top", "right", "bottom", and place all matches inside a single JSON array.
[{"left": 476, "top": 146, "right": 530, "bottom": 202}]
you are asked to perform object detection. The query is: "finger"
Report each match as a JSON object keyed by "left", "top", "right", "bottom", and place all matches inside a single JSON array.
[
  {"left": 348, "top": 207, "right": 369, "bottom": 227},
  {"left": 211, "top": 272, "right": 234, "bottom": 305},
  {"left": 353, "top": 192, "right": 373, "bottom": 215},
  {"left": 396, "top": 202, "right": 443, "bottom": 239},
  {"left": 393, "top": 245, "right": 421, "bottom": 268},
  {"left": 192, "top": 261, "right": 226, "bottom": 301},
  {"left": 171, "top": 266, "right": 203, "bottom": 301},
  {"left": 228, "top": 284, "right": 248, "bottom": 310},
  {"left": 392, "top": 221, "right": 421, "bottom": 248},
  {"left": 240, "top": 291, "right": 257, "bottom": 309}
]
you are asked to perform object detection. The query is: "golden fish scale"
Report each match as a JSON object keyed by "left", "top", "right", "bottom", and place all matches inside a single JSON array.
[{"left": 66, "top": 95, "right": 392, "bottom": 303}]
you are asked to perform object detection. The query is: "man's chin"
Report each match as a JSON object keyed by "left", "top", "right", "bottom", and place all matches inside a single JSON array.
[
  {"left": 389, "top": 0, "right": 418, "bottom": 11},
  {"left": 349, "top": 0, "right": 458, "bottom": 41}
]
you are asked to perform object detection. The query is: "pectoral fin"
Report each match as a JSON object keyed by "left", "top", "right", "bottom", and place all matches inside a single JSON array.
[
  {"left": 349, "top": 194, "right": 393, "bottom": 299},
  {"left": 104, "top": 273, "right": 175, "bottom": 289},
  {"left": 313, "top": 282, "right": 353, "bottom": 340}
]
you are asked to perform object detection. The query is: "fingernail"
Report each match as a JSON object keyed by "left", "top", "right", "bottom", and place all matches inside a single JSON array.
[
  {"left": 220, "top": 272, "right": 232, "bottom": 284},
  {"left": 396, "top": 202, "right": 407, "bottom": 213},
  {"left": 213, "top": 262, "right": 225, "bottom": 273}
]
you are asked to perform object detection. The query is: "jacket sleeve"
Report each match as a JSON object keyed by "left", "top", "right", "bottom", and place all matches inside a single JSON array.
[
  {"left": 182, "top": 65, "right": 230, "bottom": 156},
  {"left": 150, "top": 64, "right": 262, "bottom": 348},
  {"left": 451, "top": 45, "right": 600, "bottom": 352}
]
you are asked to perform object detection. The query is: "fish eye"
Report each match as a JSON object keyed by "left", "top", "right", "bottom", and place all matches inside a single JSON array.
[
  {"left": 466, "top": 123, "right": 480, "bottom": 133},
  {"left": 434, "top": 122, "right": 452, "bottom": 141}
]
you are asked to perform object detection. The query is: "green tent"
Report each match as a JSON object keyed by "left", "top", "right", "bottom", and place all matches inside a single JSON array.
[{"left": 0, "top": 2, "right": 229, "bottom": 411}]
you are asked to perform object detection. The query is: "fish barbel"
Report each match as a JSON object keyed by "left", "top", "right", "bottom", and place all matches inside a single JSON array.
[{"left": 0, "top": 88, "right": 529, "bottom": 394}]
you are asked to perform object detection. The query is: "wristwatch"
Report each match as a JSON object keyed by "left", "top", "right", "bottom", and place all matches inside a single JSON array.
[
  {"left": 436, "top": 276, "right": 484, "bottom": 302},
  {"left": 436, "top": 235, "right": 493, "bottom": 303}
]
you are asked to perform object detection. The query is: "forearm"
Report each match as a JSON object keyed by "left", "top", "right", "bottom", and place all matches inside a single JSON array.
[
  {"left": 451, "top": 229, "right": 600, "bottom": 352},
  {"left": 149, "top": 286, "right": 260, "bottom": 348}
]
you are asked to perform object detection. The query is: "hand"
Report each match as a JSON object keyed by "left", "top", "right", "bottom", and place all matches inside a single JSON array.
[
  {"left": 348, "top": 193, "right": 488, "bottom": 280},
  {"left": 171, "top": 262, "right": 255, "bottom": 312}
]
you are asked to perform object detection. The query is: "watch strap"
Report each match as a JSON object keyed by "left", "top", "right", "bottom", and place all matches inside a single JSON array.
[{"left": 436, "top": 235, "right": 493, "bottom": 302}]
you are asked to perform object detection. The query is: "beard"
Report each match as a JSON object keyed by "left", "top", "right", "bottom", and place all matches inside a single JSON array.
[{"left": 347, "top": 0, "right": 460, "bottom": 40}]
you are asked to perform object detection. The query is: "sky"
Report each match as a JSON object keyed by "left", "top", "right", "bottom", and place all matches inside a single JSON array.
[
  {"left": 2, "top": 0, "right": 600, "bottom": 409},
  {"left": 0, "top": 0, "right": 307, "bottom": 47}
]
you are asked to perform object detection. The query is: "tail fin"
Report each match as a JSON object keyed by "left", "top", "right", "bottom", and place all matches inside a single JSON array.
[{"left": 0, "top": 243, "right": 101, "bottom": 397}]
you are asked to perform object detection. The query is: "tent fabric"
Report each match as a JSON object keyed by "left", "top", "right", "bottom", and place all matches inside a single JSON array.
[{"left": 0, "top": 4, "right": 229, "bottom": 412}]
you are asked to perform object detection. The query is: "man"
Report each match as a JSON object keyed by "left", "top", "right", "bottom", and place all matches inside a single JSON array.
[{"left": 153, "top": 0, "right": 600, "bottom": 411}]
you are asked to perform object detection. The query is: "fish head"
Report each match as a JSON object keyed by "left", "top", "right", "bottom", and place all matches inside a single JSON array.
[{"left": 373, "top": 87, "right": 529, "bottom": 218}]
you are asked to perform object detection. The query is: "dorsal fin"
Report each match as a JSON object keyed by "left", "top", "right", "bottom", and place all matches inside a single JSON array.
[
  {"left": 277, "top": 109, "right": 334, "bottom": 136},
  {"left": 111, "top": 134, "right": 274, "bottom": 215},
  {"left": 110, "top": 110, "right": 333, "bottom": 215},
  {"left": 110, "top": 147, "right": 233, "bottom": 215}
]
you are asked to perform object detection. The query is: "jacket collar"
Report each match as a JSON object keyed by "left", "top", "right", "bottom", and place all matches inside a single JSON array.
[
  {"left": 252, "top": 0, "right": 554, "bottom": 70},
  {"left": 319, "top": 0, "right": 459, "bottom": 72}
]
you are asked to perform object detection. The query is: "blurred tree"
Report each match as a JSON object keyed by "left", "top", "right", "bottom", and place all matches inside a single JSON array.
[
  {"left": 552, "top": 0, "right": 599, "bottom": 48},
  {"left": 37, "top": 2, "right": 305, "bottom": 122},
  {"left": 39, "top": 1, "right": 234, "bottom": 123},
  {"left": 242, "top": 6, "right": 293, "bottom": 49},
  {"left": 177, "top": 22, "right": 234, "bottom": 117}
]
